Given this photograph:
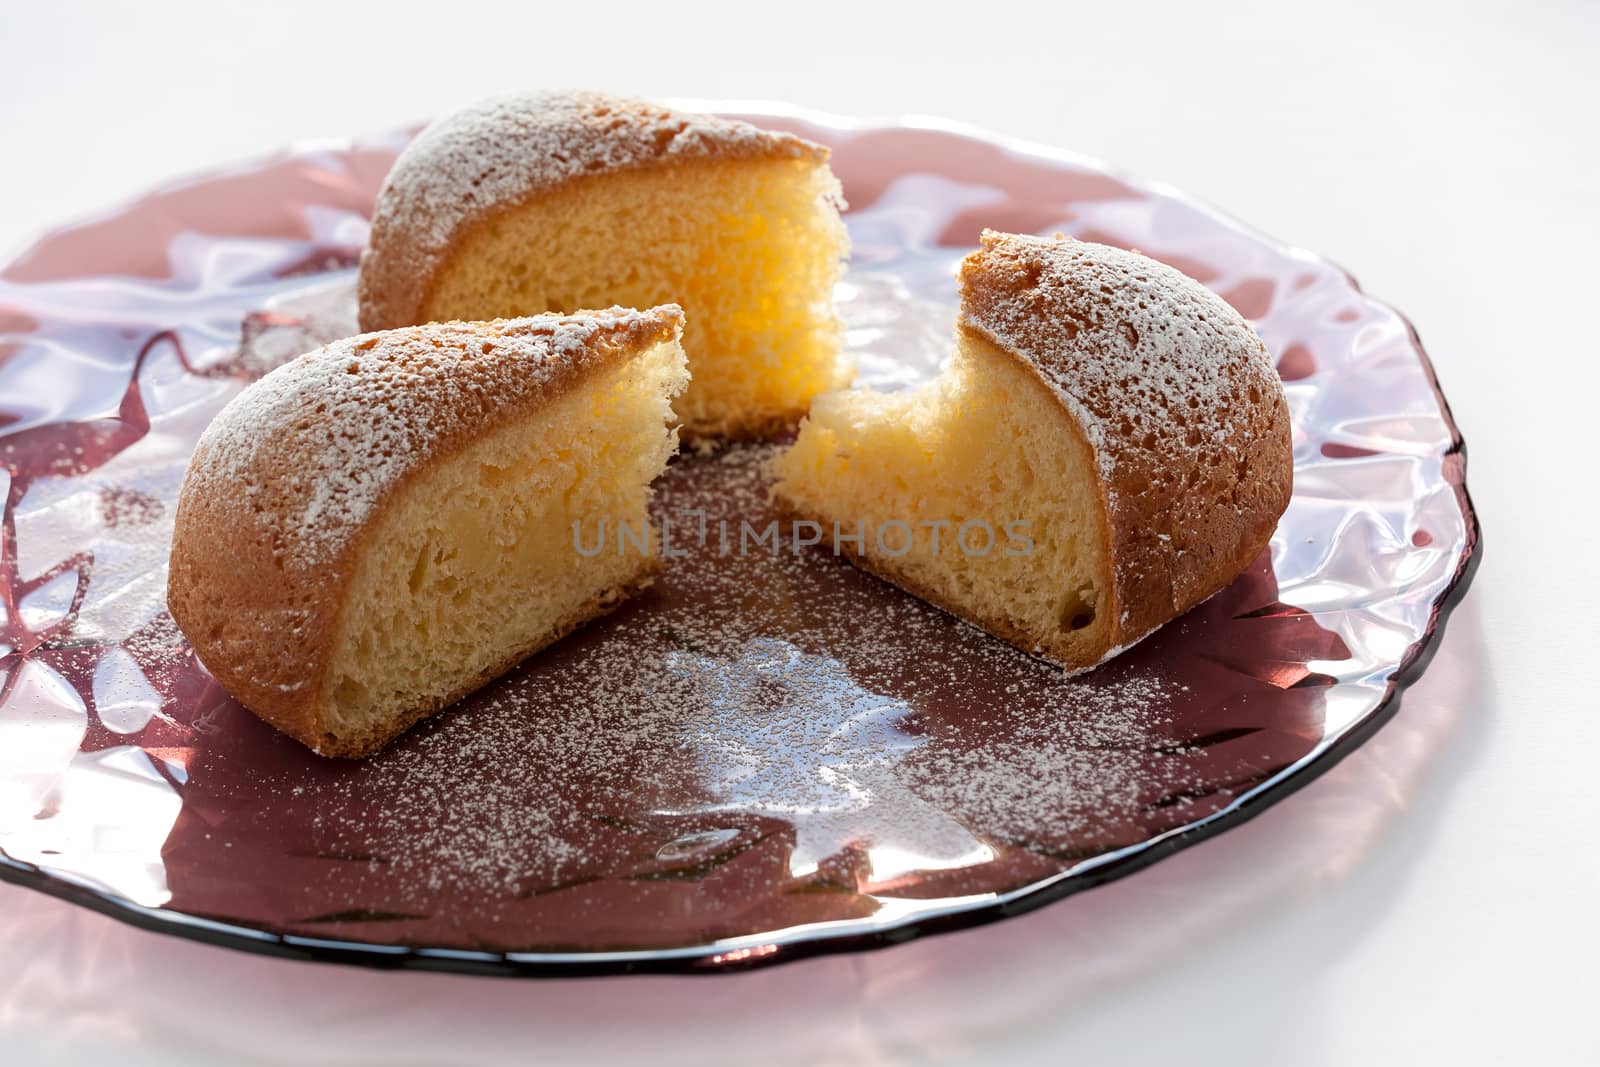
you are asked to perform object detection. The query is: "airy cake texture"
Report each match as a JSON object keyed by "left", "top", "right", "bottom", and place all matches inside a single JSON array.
[
  {"left": 168, "top": 307, "right": 689, "bottom": 757},
  {"left": 358, "top": 90, "right": 851, "bottom": 439},
  {"left": 771, "top": 231, "right": 1293, "bottom": 671}
]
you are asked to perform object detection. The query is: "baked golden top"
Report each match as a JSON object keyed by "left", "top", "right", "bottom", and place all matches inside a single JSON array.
[
  {"left": 358, "top": 90, "right": 829, "bottom": 332},
  {"left": 178, "top": 306, "right": 683, "bottom": 570}
]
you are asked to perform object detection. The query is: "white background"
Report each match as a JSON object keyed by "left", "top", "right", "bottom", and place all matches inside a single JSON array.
[{"left": 1, "top": 1, "right": 1594, "bottom": 1063}]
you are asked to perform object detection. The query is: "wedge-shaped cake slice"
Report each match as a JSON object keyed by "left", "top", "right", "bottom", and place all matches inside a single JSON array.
[
  {"left": 358, "top": 90, "right": 850, "bottom": 440},
  {"left": 169, "top": 307, "right": 688, "bottom": 756},
  {"left": 772, "top": 232, "right": 1293, "bottom": 671}
]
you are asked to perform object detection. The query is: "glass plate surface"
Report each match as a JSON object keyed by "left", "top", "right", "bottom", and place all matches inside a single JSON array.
[{"left": 0, "top": 105, "right": 1480, "bottom": 975}]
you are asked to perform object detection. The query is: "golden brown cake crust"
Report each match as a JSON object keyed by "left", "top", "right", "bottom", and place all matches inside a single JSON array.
[
  {"left": 958, "top": 231, "right": 1293, "bottom": 659},
  {"left": 357, "top": 90, "right": 830, "bottom": 333},
  {"left": 166, "top": 306, "right": 682, "bottom": 757}
]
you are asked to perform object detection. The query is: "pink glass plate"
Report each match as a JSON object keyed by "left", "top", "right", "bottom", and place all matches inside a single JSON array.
[{"left": 0, "top": 105, "right": 1479, "bottom": 975}]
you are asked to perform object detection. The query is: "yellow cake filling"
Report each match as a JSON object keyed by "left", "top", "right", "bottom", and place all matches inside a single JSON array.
[
  {"left": 325, "top": 339, "right": 687, "bottom": 732},
  {"left": 421, "top": 158, "right": 850, "bottom": 438},
  {"left": 771, "top": 329, "right": 1113, "bottom": 664}
]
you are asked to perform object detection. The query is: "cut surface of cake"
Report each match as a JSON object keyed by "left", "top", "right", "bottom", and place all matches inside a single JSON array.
[
  {"left": 168, "top": 307, "right": 688, "bottom": 757},
  {"left": 771, "top": 231, "right": 1293, "bottom": 671},
  {"left": 358, "top": 90, "right": 851, "bottom": 440}
]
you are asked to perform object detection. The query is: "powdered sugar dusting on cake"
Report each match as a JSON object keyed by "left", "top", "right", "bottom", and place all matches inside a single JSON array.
[
  {"left": 958, "top": 231, "right": 1293, "bottom": 636},
  {"left": 959, "top": 231, "right": 1277, "bottom": 485},
  {"left": 359, "top": 90, "right": 829, "bottom": 330},
  {"left": 182, "top": 306, "right": 681, "bottom": 568}
]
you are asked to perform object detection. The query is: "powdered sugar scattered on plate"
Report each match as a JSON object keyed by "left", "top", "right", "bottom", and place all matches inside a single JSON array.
[{"left": 272, "top": 446, "right": 1204, "bottom": 902}]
